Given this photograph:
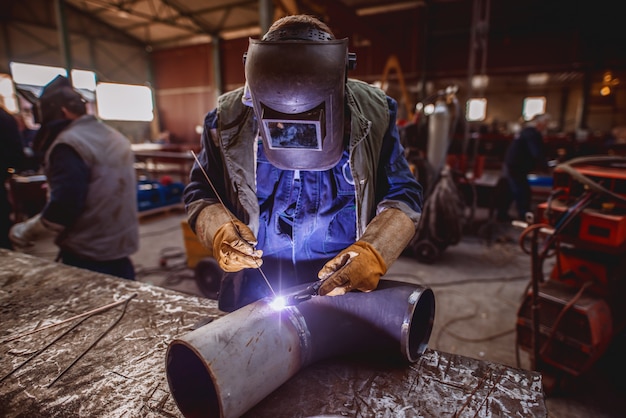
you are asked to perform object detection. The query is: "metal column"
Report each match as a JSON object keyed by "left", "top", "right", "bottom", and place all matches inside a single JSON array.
[
  {"left": 462, "top": 0, "right": 490, "bottom": 157},
  {"left": 54, "top": 0, "right": 73, "bottom": 83}
]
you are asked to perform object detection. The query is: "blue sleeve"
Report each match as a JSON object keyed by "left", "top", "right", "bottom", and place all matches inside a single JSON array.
[
  {"left": 527, "top": 130, "right": 549, "bottom": 169},
  {"left": 182, "top": 109, "right": 230, "bottom": 227},
  {"left": 376, "top": 97, "right": 424, "bottom": 214},
  {"left": 41, "top": 144, "right": 90, "bottom": 227}
]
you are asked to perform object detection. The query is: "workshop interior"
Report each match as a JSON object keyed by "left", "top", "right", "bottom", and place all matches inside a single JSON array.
[{"left": 2, "top": 1, "right": 626, "bottom": 417}]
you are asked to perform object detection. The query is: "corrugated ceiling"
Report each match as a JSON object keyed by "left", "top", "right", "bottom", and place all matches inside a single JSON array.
[{"left": 63, "top": 0, "right": 425, "bottom": 48}]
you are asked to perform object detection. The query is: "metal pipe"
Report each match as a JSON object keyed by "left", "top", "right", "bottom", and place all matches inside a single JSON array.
[{"left": 166, "top": 280, "right": 435, "bottom": 418}]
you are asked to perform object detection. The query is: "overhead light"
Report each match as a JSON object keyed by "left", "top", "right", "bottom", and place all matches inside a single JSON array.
[
  {"left": 527, "top": 73, "right": 549, "bottom": 85},
  {"left": 600, "top": 86, "right": 611, "bottom": 96},
  {"left": 471, "top": 75, "right": 489, "bottom": 90}
]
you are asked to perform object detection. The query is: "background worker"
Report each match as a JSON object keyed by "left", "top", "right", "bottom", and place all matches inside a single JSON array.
[
  {"left": 9, "top": 75, "right": 139, "bottom": 280},
  {"left": 1, "top": 100, "right": 25, "bottom": 249},
  {"left": 497, "top": 113, "right": 550, "bottom": 221},
  {"left": 184, "top": 15, "right": 423, "bottom": 312}
]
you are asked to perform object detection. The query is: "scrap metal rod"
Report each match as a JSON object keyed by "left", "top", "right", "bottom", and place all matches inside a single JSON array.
[
  {"left": 190, "top": 150, "right": 276, "bottom": 297},
  {"left": 1, "top": 294, "right": 138, "bottom": 344},
  {"left": 47, "top": 293, "right": 136, "bottom": 387},
  {"left": 0, "top": 317, "right": 89, "bottom": 383}
]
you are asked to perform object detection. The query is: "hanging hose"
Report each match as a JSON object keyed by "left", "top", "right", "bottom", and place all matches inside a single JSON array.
[{"left": 416, "top": 166, "right": 466, "bottom": 247}]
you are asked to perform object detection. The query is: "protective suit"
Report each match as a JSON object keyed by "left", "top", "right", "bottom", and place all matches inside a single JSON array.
[{"left": 184, "top": 15, "right": 423, "bottom": 311}]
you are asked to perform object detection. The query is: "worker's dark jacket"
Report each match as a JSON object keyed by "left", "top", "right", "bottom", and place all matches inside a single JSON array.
[
  {"left": 185, "top": 79, "right": 422, "bottom": 238},
  {"left": 43, "top": 115, "right": 139, "bottom": 260}
]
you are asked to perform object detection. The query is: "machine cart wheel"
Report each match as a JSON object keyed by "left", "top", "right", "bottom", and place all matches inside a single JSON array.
[{"left": 413, "top": 239, "right": 442, "bottom": 264}]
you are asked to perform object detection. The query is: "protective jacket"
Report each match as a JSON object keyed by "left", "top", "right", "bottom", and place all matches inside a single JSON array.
[
  {"left": 44, "top": 115, "right": 139, "bottom": 260},
  {"left": 185, "top": 79, "right": 422, "bottom": 236}
]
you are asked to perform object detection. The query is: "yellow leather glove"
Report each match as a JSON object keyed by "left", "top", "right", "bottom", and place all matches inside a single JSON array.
[
  {"left": 318, "top": 241, "right": 386, "bottom": 296},
  {"left": 195, "top": 204, "right": 263, "bottom": 272},
  {"left": 212, "top": 219, "right": 263, "bottom": 272},
  {"left": 318, "top": 208, "right": 417, "bottom": 296}
]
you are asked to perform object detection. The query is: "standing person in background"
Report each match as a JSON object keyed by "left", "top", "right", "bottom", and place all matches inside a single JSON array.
[
  {"left": 9, "top": 75, "right": 139, "bottom": 280},
  {"left": 184, "top": 15, "right": 423, "bottom": 312},
  {"left": 497, "top": 114, "right": 550, "bottom": 221},
  {"left": 14, "top": 111, "right": 40, "bottom": 172},
  {"left": 0, "top": 100, "right": 25, "bottom": 249}
]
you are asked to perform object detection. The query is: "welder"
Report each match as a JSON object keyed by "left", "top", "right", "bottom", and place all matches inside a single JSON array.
[
  {"left": 184, "top": 15, "right": 423, "bottom": 312},
  {"left": 9, "top": 75, "right": 139, "bottom": 280}
]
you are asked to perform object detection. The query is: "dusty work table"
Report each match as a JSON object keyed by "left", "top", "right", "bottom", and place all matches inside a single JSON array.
[{"left": 0, "top": 250, "right": 547, "bottom": 417}]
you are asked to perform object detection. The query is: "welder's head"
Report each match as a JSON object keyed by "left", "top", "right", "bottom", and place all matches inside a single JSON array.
[
  {"left": 32, "top": 75, "right": 87, "bottom": 157},
  {"left": 244, "top": 15, "right": 356, "bottom": 170},
  {"left": 36, "top": 75, "right": 86, "bottom": 126}
]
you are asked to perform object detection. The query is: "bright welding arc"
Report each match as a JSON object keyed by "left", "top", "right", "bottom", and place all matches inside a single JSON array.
[{"left": 189, "top": 151, "right": 276, "bottom": 297}]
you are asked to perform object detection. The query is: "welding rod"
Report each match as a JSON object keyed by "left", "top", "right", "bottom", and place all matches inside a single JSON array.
[{"left": 190, "top": 150, "right": 276, "bottom": 297}]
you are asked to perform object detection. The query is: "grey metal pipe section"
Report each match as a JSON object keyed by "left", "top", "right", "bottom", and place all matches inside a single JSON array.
[{"left": 166, "top": 280, "right": 435, "bottom": 418}]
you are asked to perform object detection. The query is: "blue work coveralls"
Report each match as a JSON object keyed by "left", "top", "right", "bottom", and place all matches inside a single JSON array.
[{"left": 184, "top": 80, "right": 422, "bottom": 311}]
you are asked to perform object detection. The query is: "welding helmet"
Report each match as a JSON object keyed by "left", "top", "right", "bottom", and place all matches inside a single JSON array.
[{"left": 244, "top": 28, "right": 355, "bottom": 171}]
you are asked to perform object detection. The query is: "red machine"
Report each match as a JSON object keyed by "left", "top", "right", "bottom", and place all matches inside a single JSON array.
[{"left": 516, "top": 156, "right": 626, "bottom": 387}]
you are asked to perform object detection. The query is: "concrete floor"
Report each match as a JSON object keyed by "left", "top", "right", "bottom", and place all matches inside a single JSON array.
[{"left": 19, "top": 207, "right": 626, "bottom": 417}]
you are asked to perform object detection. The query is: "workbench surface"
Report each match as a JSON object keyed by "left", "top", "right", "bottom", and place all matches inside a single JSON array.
[{"left": 0, "top": 250, "right": 547, "bottom": 417}]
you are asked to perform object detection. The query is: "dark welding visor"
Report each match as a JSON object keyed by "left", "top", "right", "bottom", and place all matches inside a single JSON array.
[{"left": 261, "top": 103, "right": 325, "bottom": 150}]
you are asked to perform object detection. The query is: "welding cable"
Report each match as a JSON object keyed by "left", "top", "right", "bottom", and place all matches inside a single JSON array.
[
  {"left": 539, "top": 191, "right": 595, "bottom": 258},
  {"left": 551, "top": 191, "right": 595, "bottom": 232},
  {"left": 538, "top": 281, "right": 593, "bottom": 362},
  {"left": 384, "top": 273, "right": 529, "bottom": 288},
  {"left": 543, "top": 188, "right": 566, "bottom": 225},
  {"left": 518, "top": 222, "right": 553, "bottom": 256},
  {"left": 517, "top": 190, "right": 594, "bottom": 260},
  {"left": 135, "top": 247, "right": 188, "bottom": 276},
  {"left": 556, "top": 156, "right": 626, "bottom": 205},
  {"left": 433, "top": 295, "right": 516, "bottom": 351}
]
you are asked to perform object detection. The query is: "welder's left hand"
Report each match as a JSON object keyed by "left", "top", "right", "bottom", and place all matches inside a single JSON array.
[
  {"left": 317, "top": 241, "right": 387, "bottom": 296},
  {"left": 317, "top": 208, "right": 418, "bottom": 297}
]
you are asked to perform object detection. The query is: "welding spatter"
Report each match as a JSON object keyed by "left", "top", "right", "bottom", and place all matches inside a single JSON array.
[{"left": 189, "top": 150, "right": 277, "bottom": 297}]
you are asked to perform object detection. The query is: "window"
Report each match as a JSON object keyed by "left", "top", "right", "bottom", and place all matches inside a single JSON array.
[
  {"left": 9, "top": 62, "right": 96, "bottom": 91},
  {"left": 8, "top": 62, "right": 153, "bottom": 123},
  {"left": 466, "top": 98, "right": 487, "bottom": 121},
  {"left": 96, "top": 82, "right": 154, "bottom": 122},
  {"left": 0, "top": 74, "right": 18, "bottom": 113},
  {"left": 523, "top": 96, "right": 546, "bottom": 121},
  {"left": 10, "top": 62, "right": 66, "bottom": 87}
]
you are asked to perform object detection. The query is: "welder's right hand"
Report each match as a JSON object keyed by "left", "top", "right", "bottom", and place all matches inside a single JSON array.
[
  {"left": 195, "top": 204, "right": 263, "bottom": 272},
  {"left": 212, "top": 219, "right": 263, "bottom": 272}
]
